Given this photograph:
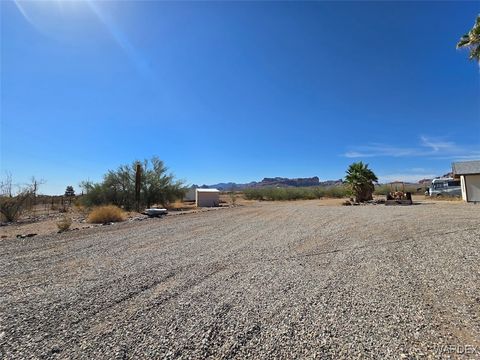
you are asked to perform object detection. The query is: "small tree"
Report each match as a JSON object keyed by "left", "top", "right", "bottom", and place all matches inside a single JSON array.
[
  {"left": 65, "top": 186, "right": 75, "bottom": 197},
  {"left": 0, "top": 172, "right": 13, "bottom": 197},
  {"left": 344, "top": 162, "right": 378, "bottom": 202},
  {"left": 64, "top": 185, "right": 76, "bottom": 209}
]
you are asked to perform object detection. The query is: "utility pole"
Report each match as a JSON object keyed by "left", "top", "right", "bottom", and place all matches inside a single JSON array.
[
  {"left": 135, "top": 164, "right": 142, "bottom": 212},
  {"left": 32, "top": 177, "right": 38, "bottom": 218}
]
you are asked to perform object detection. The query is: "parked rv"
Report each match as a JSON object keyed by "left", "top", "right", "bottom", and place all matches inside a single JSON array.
[{"left": 427, "top": 178, "right": 461, "bottom": 197}]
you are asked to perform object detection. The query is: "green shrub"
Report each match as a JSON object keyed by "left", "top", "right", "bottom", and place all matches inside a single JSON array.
[
  {"left": 374, "top": 184, "right": 426, "bottom": 195},
  {"left": 374, "top": 184, "right": 391, "bottom": 196},
  {"left": 243, "top": 186, "right": 348, "bottom": 201}
]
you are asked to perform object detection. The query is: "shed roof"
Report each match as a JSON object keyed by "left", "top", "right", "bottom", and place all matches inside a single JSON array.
[
  {"left": 196, "top": 188, "right": 220, "bottom": 193},
  {"left": 452, "top": 160, "right": 480, "bottom": 175}
]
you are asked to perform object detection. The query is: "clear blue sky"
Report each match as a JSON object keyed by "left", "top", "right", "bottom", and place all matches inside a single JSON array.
[{"left": 1, "top": 1, "right": 479, "bottom": 194}]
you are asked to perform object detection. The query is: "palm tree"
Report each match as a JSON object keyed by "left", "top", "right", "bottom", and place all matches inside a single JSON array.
[
  {"left": 345, "top": 162, "right": 378, "bottom": 203},
  {"left": 457, "top": 15, "right": 480, "bottom": 62}
]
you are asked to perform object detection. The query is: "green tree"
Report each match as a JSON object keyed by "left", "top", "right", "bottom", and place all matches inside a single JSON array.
[
  {"left": 457, "top": 15, "right": 480, "bottom": 62},
  {"left": 344, "top": 162, "right": 378, "bottom": 203},
  {"left": 80, "top": 157, "right": 186, "bottom": 210},
  {"left": 65, "top": 186, "right": 75, "bottom": 197},
  {"left": 79, "top": 181, "right": 110, "bottom": 207}
]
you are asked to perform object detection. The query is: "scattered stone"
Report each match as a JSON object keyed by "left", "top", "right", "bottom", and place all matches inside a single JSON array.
[
  {"left": 2, "top": 202, "right": 478, "bottom": 358},
  {"left": 50, "top": 345, "right": 62, "bottom": 354}
]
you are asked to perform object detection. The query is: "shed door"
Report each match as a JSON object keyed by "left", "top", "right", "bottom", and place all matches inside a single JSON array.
[{"left": 465, "top": 174, "right": 480, "bottom": 202}]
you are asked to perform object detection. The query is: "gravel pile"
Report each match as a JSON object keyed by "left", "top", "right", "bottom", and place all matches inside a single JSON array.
[{"left": 1, "top": 201, "right": 479, "bottom": 359}]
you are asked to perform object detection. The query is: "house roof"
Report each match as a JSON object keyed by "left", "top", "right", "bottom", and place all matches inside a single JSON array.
[
  {"left": 196, "top": 188, "right": 220, "bottom": 193},
  {"left": 452, "top": 160, "right": 480, "bottom": 175}
]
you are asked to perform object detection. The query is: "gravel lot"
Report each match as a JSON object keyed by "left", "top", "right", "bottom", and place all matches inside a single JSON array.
[{"left": 1, "top": 201, "right": 479, "bottom": 359}]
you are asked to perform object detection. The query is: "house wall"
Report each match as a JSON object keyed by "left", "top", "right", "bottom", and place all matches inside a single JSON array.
[
  {"left": 464, "top": 174, "right": 480, "bottom": 202},
  {"left": 196, "top": 191, "right": 219, "bottom": 207}
]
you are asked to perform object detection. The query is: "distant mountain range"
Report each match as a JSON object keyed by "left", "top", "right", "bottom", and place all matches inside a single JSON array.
[
  {"left": 192, "top": 176, "right": 344, "bottom": 190},
  {"left": 191, "top": 172, "right": 455, "bottom": 191}
]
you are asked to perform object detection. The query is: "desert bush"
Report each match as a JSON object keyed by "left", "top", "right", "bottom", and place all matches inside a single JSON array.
[
  {"left": 0, "top": 190, "right": 32, "bottom": 222},
  {"left": 374, "top": 184, "right": 426, "bottom": 195},
  {"left": 80, "top": 157, "right": 186, "bottom": 211},
  {"left": 228, "top": 189, "right": 238, "bottom": 205},
  {"left": 56, "top": 216, "right": 73, "bottom": 232},
  {"left": 324, "top": 186, "right": 350, "bottom": 198},
  {"left": 374, "top": 184, "right": 391, "bottom": 195},
  {"left": 0, "top": 174, "right": 36, "bottom": 222},
  {"left": 87, "top": 205, "right": 126, "bottom": 224},
  {"left": 74, "top": 203, "right": 90, "bottom": 217},
  {"left": 243, "top": 186, "right": 348, "bottom": 201}
]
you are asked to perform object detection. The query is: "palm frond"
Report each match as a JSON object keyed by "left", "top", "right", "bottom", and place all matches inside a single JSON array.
[{"left": 457, "top": 14, "right": 480, "bottom": 62}]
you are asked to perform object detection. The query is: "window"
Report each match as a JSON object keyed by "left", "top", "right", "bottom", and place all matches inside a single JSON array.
[{"left": 433, "top": 182, "right": 446, "bottom": 189}]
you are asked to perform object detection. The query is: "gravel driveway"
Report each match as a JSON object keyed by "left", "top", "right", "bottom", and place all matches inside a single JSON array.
[{"left": 1, "top": 201, "right": 479, "bottom": 359}]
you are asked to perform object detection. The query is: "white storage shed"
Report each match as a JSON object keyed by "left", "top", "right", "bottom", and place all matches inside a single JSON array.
[
  {"left": 452, "top": 160, "right": 480, "bottom": 203},
  {"left": 196, "top": 188, "right": 220, "bottom": 207},
  {"left": 183, "top": 188, "right": 196, "bottom": 202}
]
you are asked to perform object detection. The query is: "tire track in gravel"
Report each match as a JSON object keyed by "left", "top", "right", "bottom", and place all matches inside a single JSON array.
[{"left": 1, "top": 201, "right": 479, "bottom": 359}]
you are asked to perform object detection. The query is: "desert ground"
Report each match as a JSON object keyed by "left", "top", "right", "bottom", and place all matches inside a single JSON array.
[{"left": 1, "top": 199, "right": 479, "bottom": 358}]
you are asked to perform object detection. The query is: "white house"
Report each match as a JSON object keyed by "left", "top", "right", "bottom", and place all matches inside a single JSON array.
[
  {"left": 196, "top": 188, "right": 220, "bottom": 207},
  {"left": 452, "top": 160, "right": 480, "bottom": 203}
]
